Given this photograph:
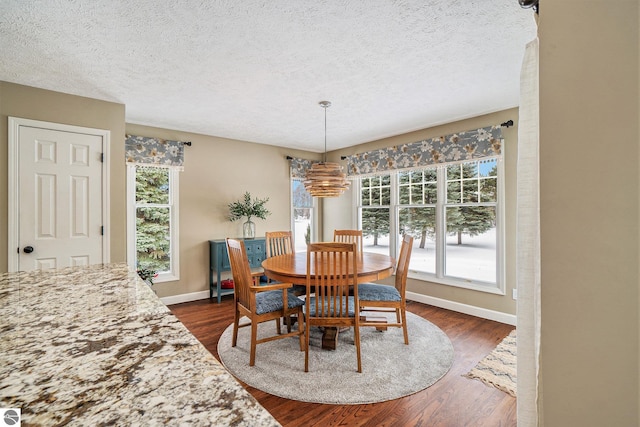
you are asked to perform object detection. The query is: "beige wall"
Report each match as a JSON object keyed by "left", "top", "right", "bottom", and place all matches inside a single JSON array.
[
  {"left": 539, "top": 2, "right": 639, "bottom": 426},
  {"left": 0, "top": 83, "right": 518, "bottom": 316},
  {"left": 125, "top": 124, "right": 320, "bottom": 298},
  {"left": 0, "top": 82, "right": 127, "bottom": 271},
  {"left": 8, "top": 8, "right": 639, "bottom": 422},
  {"left": 328, "top": 109, "right": 519, "bottom": 316}
]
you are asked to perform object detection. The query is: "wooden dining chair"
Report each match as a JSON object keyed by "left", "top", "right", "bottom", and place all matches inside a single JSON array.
[
  {"left": 358, "top": 234, "right": 413, "bottom": 345},
  {"left": 226, "top": 238, "right": 305, "bottom": 366},
  {"left": 333, "top": 229, "right": 363, "bottom": 257},
  {"left": 304, "top": 242, "right": 362, "bottom": 373},
  {"left": 265, "top": 230, "right": 302, "bottom": 330},
  {"left": 265, "top": 230, "right": 294, "bottom": 258}
]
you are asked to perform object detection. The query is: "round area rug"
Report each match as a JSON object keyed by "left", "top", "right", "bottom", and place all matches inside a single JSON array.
[{"left": 217, "top": 311, "right": 454, "bottom": 404}]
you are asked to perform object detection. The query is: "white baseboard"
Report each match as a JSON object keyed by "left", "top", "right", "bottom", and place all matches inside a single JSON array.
[
  {"left": 161, "top": 289, "right": 516, "bottom": 326},
  {"left": 406, "top": 291, "right": 517, "bottom": 326},
  {"left": 160, "top": 290, "right": 210, "bottom": 306}
]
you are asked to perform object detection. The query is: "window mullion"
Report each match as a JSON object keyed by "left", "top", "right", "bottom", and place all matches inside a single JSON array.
[
  {"left": 390, "top": 172, "right": 398, "bottom": 259},
  {"left": 436, "top": 167, "right": 446, "bottom": 278}
]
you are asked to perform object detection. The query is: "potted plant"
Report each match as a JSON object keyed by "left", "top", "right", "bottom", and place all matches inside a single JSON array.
[
  {"left": 228, "top": 191, "right": 271, "bottom": 239},
  {"left": 137, "top": 266, "right": 158, "bottom": 286}
]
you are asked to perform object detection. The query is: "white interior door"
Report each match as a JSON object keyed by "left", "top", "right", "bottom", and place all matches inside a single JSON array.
[{"left": 8, "top": 118, "right": 110, "bottom": 272}]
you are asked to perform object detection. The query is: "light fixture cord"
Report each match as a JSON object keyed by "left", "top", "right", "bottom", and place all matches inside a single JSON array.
[{"left": 323, "top": 104, "right": 327, "bottom": 163}]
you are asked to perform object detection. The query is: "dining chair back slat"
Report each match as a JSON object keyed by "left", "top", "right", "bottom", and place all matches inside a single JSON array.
[
  {"left": 394, "top": 234, "right": 413, "bottom": 295},
  {"left": 265, "top": 230, "right": 303, "bottom": 331},
  {"left": 227, "top": 238, "right": 254, "bottom": 309},
  {"left": 265, "top": 231, "right": 294, "bottom": 258},
  {"left": 305, "top": 242, "right": 362, "bottom": 372},
  {"left": 333, "top": 229, "right": 363, "bottom": 257}
]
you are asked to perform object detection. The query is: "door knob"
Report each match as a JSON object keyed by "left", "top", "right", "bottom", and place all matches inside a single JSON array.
[{"left": 23, "top": 246, "right": 34, "bottom": 254}]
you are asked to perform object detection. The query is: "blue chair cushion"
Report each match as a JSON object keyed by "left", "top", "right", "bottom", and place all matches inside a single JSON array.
[
  {"left": 291, "top": 284, "right": 307, "bottom": 295},
  {"left": 358, "top": 283, "right": 401, "bottom": 302},
  {"left": 305, "top": 296, "right": 357, "bottom": 317},
  {"left": 255, "top": 290, "right": 305, "bottom": 315},
  {"left": 263, "top": 282, "right": 306, "bottom": 296}
]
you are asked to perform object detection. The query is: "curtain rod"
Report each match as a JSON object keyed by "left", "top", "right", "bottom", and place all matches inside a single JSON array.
[
  {"left": 518, "top": 0, "right": 539, "bottom": 14},
  {"left": 298, "top": 121, "right": 513, "bottom": 162},
  {"left": 124, "top": 134, "right": 191, "bottom": 146}
]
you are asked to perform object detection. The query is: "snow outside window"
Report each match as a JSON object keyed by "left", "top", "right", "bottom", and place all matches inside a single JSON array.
[
  {"left": 291, "top": 179, "right": 316, "bottom": 252},
  {"left": 357, "top": 158, "right": 504, "bottom": 293}
]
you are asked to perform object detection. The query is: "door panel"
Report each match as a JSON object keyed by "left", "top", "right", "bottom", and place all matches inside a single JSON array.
[
  {"left": 37, "top": 174, "right": 57, "bottom": 238},
  {"left": 71, "top": 175, "right": 89, "bottom": 237},
  {"left": 19, "top": 126, "right": 104, "bottom": 271}
]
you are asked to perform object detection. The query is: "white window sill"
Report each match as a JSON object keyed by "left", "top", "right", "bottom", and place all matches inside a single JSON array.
[
  {"left": 407, "top": 270, "right": 505, "bottom": 295},
  {"left": 155, "top": 273, "right": 179, "bottom": 283}
]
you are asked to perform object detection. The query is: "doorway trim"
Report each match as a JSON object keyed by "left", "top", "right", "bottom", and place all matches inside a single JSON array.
[{"left": 7, "top": 117, "right": 111, "bottom": 272}]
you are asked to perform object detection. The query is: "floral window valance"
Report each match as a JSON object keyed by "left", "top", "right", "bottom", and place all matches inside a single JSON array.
[
  {"left": 125, "top": 134, "right": 185, "bottom": 170},
  {"left": 289, "top": 157, "right": 317, "bottom": 179},
  {"left": 345, "top": 125, "right": 503, "bottom": 176}
]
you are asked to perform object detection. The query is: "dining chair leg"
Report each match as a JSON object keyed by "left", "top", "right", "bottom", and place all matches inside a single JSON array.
[
  {"left": 275, "top": 318, "right": 281, "bottom": 335},
  {"left": 250, "top": 321, "right": 258, "bottom": 366},
  {"left": 297, "top": 309, "right": 304, "bottom": 351},
  {"left": 353, "top": 322, "right": 362, "bottom": 373},
  {"left": 284, "top": 315, "right": 292, "bottom": 333},
  {"left": 304, "top": 321, "right": 310, "bottom": 372},
  {"left": 401, "top": 308, "right": 409, "bottom": 345},
  {"left": 232, "top": 310, "right": 240, "bottom": 347}
]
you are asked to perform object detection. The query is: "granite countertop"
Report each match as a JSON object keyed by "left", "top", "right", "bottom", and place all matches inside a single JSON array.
[{"left": 0, "top": 263, "right": 280, "bottom": 426}]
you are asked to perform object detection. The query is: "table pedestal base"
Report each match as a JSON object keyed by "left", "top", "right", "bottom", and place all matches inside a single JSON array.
[
  {"left": 322, "top": 327, "right": 339, "bottom": 350},
  {"left": 320, "top": 316, "right": 389, "bottom": 350}
]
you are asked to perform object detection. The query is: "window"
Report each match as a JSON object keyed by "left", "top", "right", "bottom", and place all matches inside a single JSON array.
[
  {"left": 357, "top": 158, "right": 504, "bottom": 292},
  {"left": 444, "top": 161, "right": 498, "bottom": 284},
  {"left": 360, "top": 175, "right": 391, "bottom": 255},
  {"left": 291, "top": 179, "right": 316, "bottom": 252},
  {"left": 398, "top": 169, "right": 437, "bottom": 274},
  {"left": 127, "top": 165, "right": 179, "bottom": 282}
]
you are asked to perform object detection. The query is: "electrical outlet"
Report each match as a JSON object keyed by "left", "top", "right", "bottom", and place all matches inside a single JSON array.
[{"left": 512, "top": 289, "right": 518, "bottom": 300}]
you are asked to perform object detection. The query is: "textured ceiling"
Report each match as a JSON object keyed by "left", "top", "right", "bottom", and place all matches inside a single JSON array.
[{"left": 0, "top": 1, "right": 537, "bottom": 152}]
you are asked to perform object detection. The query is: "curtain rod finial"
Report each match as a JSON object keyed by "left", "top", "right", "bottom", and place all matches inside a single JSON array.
[{"left": 501, "top": 120, "right": 514, "bottom": 128}]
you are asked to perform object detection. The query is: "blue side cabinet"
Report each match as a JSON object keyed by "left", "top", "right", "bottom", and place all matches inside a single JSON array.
[{"left": 209, "top": 237, "right": 266, "bottom": 303}]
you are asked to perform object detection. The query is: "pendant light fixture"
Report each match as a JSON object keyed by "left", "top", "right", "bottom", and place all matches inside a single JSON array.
[{"left": 303, "top": 101, "right": 351, "bottom": 197}]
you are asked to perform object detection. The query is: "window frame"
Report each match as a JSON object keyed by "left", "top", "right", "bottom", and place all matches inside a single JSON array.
[
  {"left": 356, "top": 159, "right": 505, "bottom": 295},
  {"left": 126, "top": 165, "right": 180, "bottom": 283}
]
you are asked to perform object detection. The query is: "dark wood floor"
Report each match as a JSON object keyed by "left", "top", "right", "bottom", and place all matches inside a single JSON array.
[{"left": 169, "top": 297, "right": 516, "bottom": 427}]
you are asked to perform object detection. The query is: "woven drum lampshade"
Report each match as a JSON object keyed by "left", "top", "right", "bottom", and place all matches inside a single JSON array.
[
  {"left": 304, "top": 101, "right": 350, "bottom": 198},
  {"left": 303, "top": 161, "right": 350, "bottom": 197}
]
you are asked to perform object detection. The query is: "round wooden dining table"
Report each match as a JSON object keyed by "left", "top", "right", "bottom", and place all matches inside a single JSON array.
[
  {"left": 261, "top": 251, "right": 395, "bottom": 285},
  {"left": 261, "top": 251, "right": 396, "bottom": 350}
]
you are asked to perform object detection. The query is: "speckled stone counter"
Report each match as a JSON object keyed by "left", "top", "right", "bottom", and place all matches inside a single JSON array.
[{"left": 0, "top": 263, "right": 280, "bottom": 426}]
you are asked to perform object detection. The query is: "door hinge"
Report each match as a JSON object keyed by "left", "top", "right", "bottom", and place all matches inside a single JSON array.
[
  {"left": 100, "top": 153, "right": 105, "bottom": 162},
  {"left": 17, "top": 247, "right": 20, "bottom": 254},
  {"left": 101, "top": 226, "right": 104, "bottom": 235}
]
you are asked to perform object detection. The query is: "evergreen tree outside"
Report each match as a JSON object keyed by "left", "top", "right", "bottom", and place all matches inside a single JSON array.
[
  {"left": 356, "top": 158, "right": 501, "bottom": 284},
  {"left": 135, "top": 167, "right": 171, "bottom": 274},
  {"left": 360, "top": 175, "right": 391, "bottom": 246},
  {"left": 445, "top": 161, "right": 496, "bottom": 244},
  {"left": 361, "top": 207, "right": 390, "bottom": 246},
  {"left": 398, "top": 169, "right": 437, "bottom": 248}
]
